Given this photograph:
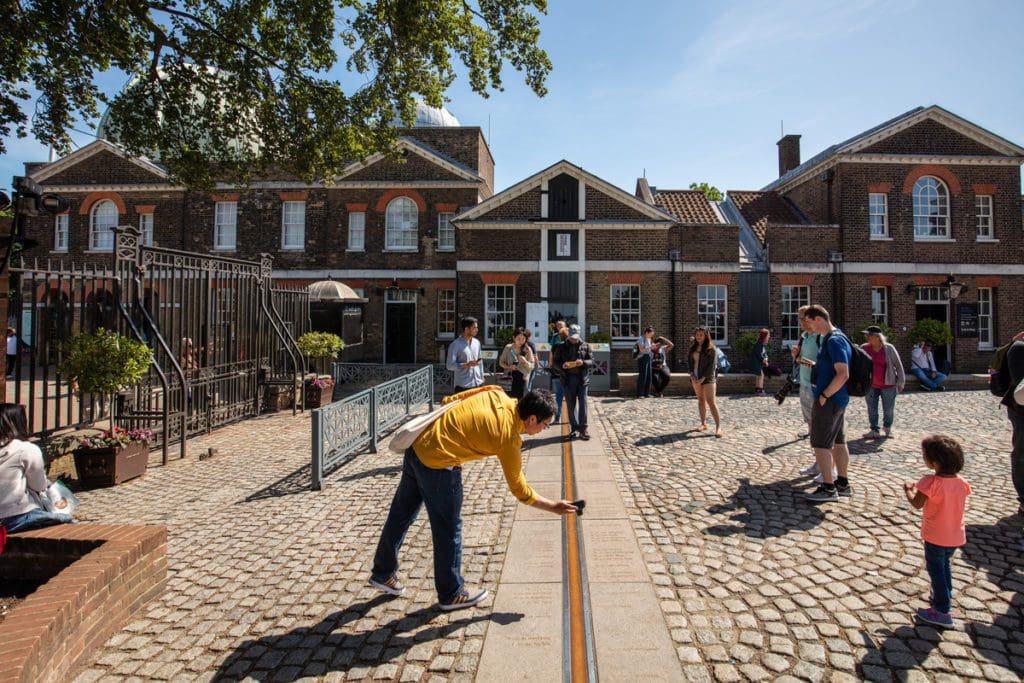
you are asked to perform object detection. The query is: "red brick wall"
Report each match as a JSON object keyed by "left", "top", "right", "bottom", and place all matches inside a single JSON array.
[
  {"left": 766, "top": 225, "right": 840, "bottom": 263},
  {"left": 344, "top": 154, "right": 467, "bottom": 182},
  {"left": 678, "top": 224, "right": 739, "bottom": 262},
  {"left": 584, "top": 187, "right": 651, "bottom": 220},
  {"left": 586, "top": 230, "right": 670, "bottom": 260},
  {"left": 461, "top": 229, "right": 541, "bottom": 260},
  {"left": 860, "top": 120, "right": 1003, "bottom": 156},
  {"left": 475, "top": 188, "right": 541, "bottom": 220},
  {"left": 43, "top": 149, "right": 167, "bottom": 185}
]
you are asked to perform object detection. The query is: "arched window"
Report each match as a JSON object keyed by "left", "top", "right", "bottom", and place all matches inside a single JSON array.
[
  {"left": 385, "top": 197, "right": 419, "bottom": 250},
  {"left": 90, "top": 200, "right": 119, "bottom": 251},
  {"left": 912, "top": 176, "right": 949, "bottom": 239}
]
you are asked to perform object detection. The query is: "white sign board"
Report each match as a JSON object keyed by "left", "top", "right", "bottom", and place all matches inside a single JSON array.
[{"left": 525, "top": 302, "right": 549, "bottom": 344}]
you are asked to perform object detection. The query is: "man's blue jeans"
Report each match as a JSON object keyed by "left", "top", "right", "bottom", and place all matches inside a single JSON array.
[
  {"left": 552, "top": 377, "right": 564, "bottom": 421},
  {"left": 637, "top": 355, "right": 652, "bottom": 397},
  {"left": 0, "top": 507, "right": 72, "bottom": 534},
  {"left": 911, "top": 368, "right": 947, "bottom": 390},
  {"left": 865, "top": 386, "right": 897, "bottom": 431},
  {"left": 565, "top": 374, "right": 588, "bottom": 433},
  {"left": 371, "top": 448, "right": 464, "bottom": 602},
  {"left": 924, "top": 541, "right": 957, "bottom": 614}
]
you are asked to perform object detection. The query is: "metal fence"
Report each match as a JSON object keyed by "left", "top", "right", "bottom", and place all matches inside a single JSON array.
[
  {"left": 311, "top": 366, "right": 433, "bottom": 489},
  {"left": 330, "top": 360, "right": 509, "bottom": 399},
  {"left": 8, "top": 227, "right": 309, "bottom": 462}
]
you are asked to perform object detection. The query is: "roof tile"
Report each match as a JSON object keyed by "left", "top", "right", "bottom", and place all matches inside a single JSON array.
[{"left": 653, "top": 190, "right": 722, "bottom": 224}]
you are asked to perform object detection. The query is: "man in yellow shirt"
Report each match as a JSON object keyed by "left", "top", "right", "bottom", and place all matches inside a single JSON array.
[{"left": 369, "top": 386, "right": 578, "bottom": 610}]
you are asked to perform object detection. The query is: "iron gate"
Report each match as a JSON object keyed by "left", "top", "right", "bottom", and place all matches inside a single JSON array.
[{"left": 8, "top": 227, "right": 309, "bottom": 462}]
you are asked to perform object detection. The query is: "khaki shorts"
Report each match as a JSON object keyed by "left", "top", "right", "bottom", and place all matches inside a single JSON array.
[
  {"left": 799, "top": 383, "right": 814, "bottom": 424},
  {"left": 810, "top": 399, "right": 846, "bottom": 449}
]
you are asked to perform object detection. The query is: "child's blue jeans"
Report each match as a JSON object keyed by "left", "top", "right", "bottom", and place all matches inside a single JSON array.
[{"left": 924, "top": 541, "right": 957, "bottom": 614}]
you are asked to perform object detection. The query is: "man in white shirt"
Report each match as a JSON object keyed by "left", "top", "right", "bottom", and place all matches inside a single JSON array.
[{"left": 909, "top": 341, "right": 947, "bottom": 391}]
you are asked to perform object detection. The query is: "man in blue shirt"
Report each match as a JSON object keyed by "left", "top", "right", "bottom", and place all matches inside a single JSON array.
[
  {"left": 804, "top": 305, "right": 852, "bottom": 503},
  {"left": 446, "top": 317, "right": 484, "bottom": 393}
]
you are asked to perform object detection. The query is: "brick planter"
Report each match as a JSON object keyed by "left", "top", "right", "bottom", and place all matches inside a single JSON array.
[
  {"left": 73, "top": 441, "right": 149, "bottom": 487},
  {"left": 304, "top": 384, "right": 333, "bottom": 409},
  {"left": 0, "top": 524, "right": 167, "bottom": 683}
]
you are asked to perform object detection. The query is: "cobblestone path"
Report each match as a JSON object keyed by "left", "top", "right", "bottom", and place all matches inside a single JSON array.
[{"left": 595, "top": 389, "right": 1023, "bottom": 682}]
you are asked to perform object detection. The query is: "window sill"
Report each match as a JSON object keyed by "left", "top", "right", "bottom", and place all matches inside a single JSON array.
[
  {"left": 975, "top": 238, "right": 999, "bottom": 243},
  {"left": 869, "top": 236, "right": 893, "bottom": 241},
  {"left": 345, "top": 248, "right": 365, "bottom": 253},
  {"left": 50, "top": 250, "right": 69, "bottom": 254},
  {"left": 384, "top": 248, "right": 419, "bottom": 253},
  {"left": 84, "top": 249, "right": 114, "bottom": 254},
  {"left": 978, "top": 344, "right": 995, "bottom": 351},
  {"left": 280, "top": 247, "right": 305, "bottom": 251},
  {"left": 213, "top": 247, "right": 237, "bottom": 253},
  {"left": 913, "top": 238, "right": 956, "bottom": 243},
  {"left": 436, "top": 247, "right": 456, "bottom": 253}
]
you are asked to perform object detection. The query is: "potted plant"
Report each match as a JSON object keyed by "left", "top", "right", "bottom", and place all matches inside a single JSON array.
[
  {"left": 72, "top": 427, "right": 153, "bottom": 487},
  {"left": 296, "top": 332, "right": 344, "bottom": 409},
  {"left": 907, "top": 318, "right": 953, "bottom": 347},
  {"left": 57, "top": 328, "right": 153, "bottom": 486}
]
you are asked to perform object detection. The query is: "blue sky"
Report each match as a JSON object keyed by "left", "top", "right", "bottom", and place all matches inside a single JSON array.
[{"left": 3, "top": 0, "right": 1024, "bottom": 195}]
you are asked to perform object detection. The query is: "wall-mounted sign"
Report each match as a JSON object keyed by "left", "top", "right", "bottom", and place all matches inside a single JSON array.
[
  {"left": 956, "top": 303, "right": 978, "bottom": 338},
  {"left": 556, "top": 233, "right": 572, "bottom": 257}
]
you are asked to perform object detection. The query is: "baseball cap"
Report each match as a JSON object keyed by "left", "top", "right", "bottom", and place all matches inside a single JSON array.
[
  {"left": 569, "top": 324, "right": 582, "bottom": 340},
  {"left": 861, "top": 325, "right": 883, "bottom": 336}
]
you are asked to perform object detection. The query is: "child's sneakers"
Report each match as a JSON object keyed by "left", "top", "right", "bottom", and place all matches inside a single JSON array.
[{"left": 915, "top": 607, "right": 954, "bottom": 628}]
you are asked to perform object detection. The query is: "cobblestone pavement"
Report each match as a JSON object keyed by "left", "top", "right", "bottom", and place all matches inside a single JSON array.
[
  {"left": 595, "top": 389, "right": 1024, "bottom": 682},
  {"left": 71, "top": 412, "right": 522, "bottom": 682}
]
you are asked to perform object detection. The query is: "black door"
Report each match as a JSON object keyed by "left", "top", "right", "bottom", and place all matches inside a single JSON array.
[
  {"left": 385, "top": 304, "right": 416, "bottom": 364},
  {"left": 916, "top": 303, "right": 949, "bottom": 368},
  {"left": 548, "top": 173, "right": 579, "bottom": 220}
]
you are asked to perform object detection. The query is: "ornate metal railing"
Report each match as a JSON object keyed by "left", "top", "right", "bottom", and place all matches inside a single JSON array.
[
  {"left": 311, "top": 365, "right": 433, "bottom": 490},
  {"left": 331, "top": 361, "right": 506, "bottom": 399}
]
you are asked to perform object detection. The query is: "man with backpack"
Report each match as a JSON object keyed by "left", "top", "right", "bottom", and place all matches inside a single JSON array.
[
  {"left": 996, "top": 331, "right": 1024, "bottom": 516},
  {"left": 802, "top": 305, "right": 853, "bottom": 503}
]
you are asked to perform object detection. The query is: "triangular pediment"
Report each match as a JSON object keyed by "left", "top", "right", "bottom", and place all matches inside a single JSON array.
[
  {"left": 853, "top": 113, "right": 1022, "bottom": 157},
  {"left": 455, "top": 160, "right": 675, "bottom": 224},
  {"left": 334, "top": 137, "right": 481, "bottom": 183},
  {"left": 32, "top": 140, "right": 169, "bottom": 184}
]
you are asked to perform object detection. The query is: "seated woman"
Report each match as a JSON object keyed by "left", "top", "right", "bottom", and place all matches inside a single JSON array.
[
  {"left": 651, "top": 335, "right": 674, "bottom": 397},
  {"left": 910, "top": 341, "right": 948, "bottom": 391},
  {"left": 0, "top": 403, "right": 74, "bottom": 534}
]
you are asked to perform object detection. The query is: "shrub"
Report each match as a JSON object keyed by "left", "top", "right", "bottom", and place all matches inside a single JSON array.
[
  {"left": 587, "top": 331, "right": 611, "bottom": 343},
  {"left": 493, "top": 327, "right": 514, "bottom": 348},
  {"left": 849, "top": 321, "right": 897, "bottom": 345},
  {"left": 907, "top": 318, "right": 953, "bottom": 347},
  {"left": 296, "top": 332, "right": 344, "bottom": 373},
  {"left": 58, "top": 328, "right": 152, "bottom": 395},
  {"left": 734, "top": 331, "right": 760, "bottom": 363}
]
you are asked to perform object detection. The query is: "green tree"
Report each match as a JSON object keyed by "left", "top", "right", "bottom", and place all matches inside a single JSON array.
[
  {"left": 689, "top": 182, "right": 724, "bottom": 201},
  {"left": 1, "top": 0, "right": 552, "bottom": 189}
]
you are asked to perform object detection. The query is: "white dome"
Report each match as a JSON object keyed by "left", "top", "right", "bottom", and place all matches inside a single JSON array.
[{"left": 391, "top": 101, "right": 461, "bottom": 128}]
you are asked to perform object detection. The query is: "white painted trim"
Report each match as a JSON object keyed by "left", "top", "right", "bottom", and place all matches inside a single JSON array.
[
  {"left": 539, "top": 230, "right": 549, "bottom": 298},
  {"left": 767, "top": 264, "right": 834, "bottom": 274},
  {"left": 455, "top": 260, "right": 742, "bottom": 273},
  {"left": 842, "top": 107, "right": 1024, "bottom": 158},
  {"left": 869, "top": 237, "right": 894, "bottom": 241},
  {"left": 577, "top": 269, "right": 587, "bottom": 331},
  {"left": 838, "top": 263, "right": 1024, "bottom": 275},
  {"left": 213, "top": 180, "right": 480, "bottom": 190},
  {"left": 332, "top": 137, "right": 481, "bottom": 182},
  {"left": 677, "top": 262, "right": 742, "bottom": 273},
  {"left": 39, "top": 184, "right": 184, "bottom": 193},
  {"left": 579, "top": 182, "right": 586, "bottom": 220},
  {"left": 540, "top": 179, "right": 549, "bottom": 219},
  {"left": 272, "top": 269, "right": 456, "bottom": 279},
  {"left": 454, "top": 221, "right": 671, "bottom": 230},
  {"left": 32, "top": 140, "right": 169, "bottom": 183},
  {"left": 836, "top": 153, "right": 1023, "bottom": 166}
]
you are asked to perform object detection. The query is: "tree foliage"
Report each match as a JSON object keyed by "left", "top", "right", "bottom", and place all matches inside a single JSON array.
[
  {"left": 689, "top": 182, "right": 724, "bottom": 201},
  {"left": 907, "top": 318, "right": 953, "bottom": 347},
  {"left": 58, "top": 328, "right": 152, "bottom": 395},
  {"left": 1, "top": 0, "right": 551, "bottom": 189}
]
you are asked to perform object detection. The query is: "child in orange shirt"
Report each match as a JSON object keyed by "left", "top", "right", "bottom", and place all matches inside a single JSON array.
[{"left": 902, "top": 435, "right": 971, "bottom": 628}]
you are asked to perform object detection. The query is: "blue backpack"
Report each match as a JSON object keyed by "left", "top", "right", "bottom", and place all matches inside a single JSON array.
[{"left": 715, "top": 347, "right": 731, "bottom": 374}]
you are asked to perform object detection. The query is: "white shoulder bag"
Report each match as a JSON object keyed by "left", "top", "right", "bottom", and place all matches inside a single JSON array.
[
  {"left": 388, "top": 400, "right": 462, "bottom": 454},
  {"left": 1014, "top": 376, "right": 1024, "bottom": 406}
]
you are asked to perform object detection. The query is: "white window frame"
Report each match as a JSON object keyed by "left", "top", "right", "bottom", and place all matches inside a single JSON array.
[
  {"left": 385, "top": 197, "right": 419, "bottom": 251},
  {"left": 139, "top": 213, "right": 154, "bottom": 246},
  {"left": 214, "top": 201, "right": 237, "bottom": 251},
  {"left": 53, "top": 214, "right": 69, "bottom": 252},
  {"left": 437, "top": 288, "right": 456, "bottom": 339},
  {"left": 975, "top": 195, "right": 994, "bottom": 240},
  {"left": 347, "top": 212, "right": 365, "bottom": 251},
  {"left": 871, "top": 286, "right": 889, "bottom": 325},
  {"left": 484, "top": 284, "right": 515, "bottom": 344},
  {"left": 89, "top": 200, "right": 118, "bottom": 252},
  {"left": 281, "top": 201, "right": 305, "bottom": 250},
  {"left": 437, "top": 212, "right": 456, "bottom": 251},
  {"left": 610, "top": 284, "right": 641, "bottom": 340},
  {"left": 697, "top": 285, "right": 728, "bottom": 345},
  {"left": 869, "top": 192, "right": 888, "bottom": 238},
  {"left": 977, "top": 287, "right": 994, "bottom": 350},
  {"left": 781, "top": 285, "right": 810, "bottom": 345},
  {"left": 912, "top": 176, "right": 951, "bottom": 239}
]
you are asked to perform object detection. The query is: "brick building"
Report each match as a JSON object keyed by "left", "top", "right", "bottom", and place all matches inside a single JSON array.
[{"left": 15, "top": 103, "right": 1024, "bottom": 380}]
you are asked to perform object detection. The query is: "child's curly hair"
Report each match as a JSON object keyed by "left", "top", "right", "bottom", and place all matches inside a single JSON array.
[{"left": 921, "top": 434, "right": 964, "bottom": 475}]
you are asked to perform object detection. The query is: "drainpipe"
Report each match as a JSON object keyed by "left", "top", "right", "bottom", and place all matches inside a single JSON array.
[{"left": 668, "top": 248, "right": 681, "bottom": 370}]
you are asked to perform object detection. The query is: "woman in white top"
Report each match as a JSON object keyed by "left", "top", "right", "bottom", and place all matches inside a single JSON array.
[
  {"left": 636, "top": 327, "right": 655, "bottom": 398},
  {"left": 0, "top": 403, "right": 73, "bottom": 533}
]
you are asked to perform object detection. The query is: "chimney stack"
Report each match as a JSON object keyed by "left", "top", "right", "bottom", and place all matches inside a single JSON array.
[{"left": 777, "top": 134, "right": 801, "bottom": 177}]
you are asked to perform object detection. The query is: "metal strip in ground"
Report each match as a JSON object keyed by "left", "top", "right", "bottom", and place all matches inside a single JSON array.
[{"left": 561, "top": 419, "right": 598, "bottom": 683}]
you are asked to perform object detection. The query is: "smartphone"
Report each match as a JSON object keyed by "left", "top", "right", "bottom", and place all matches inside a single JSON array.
[{"left": 572, "top": 499, "right": 586, "bottom": 516}]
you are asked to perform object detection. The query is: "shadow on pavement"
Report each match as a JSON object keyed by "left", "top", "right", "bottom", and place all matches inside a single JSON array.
[
  {"left": 213, "top": 595, "right": 524, "bottom": 682},
  {"left": 960, "top": 516, "right": 1024, "bottom": 668},
  {"left": 703, "top": 477, "right": 825, "bottom": 538},
  {"left": 859, "top": 624, "right": 943, "bottom": 682},
  {"left": 634, "top": 429, "right": 705, "bottom": 447},
  {"left": 243, "top": 464, "right": 314, "bottom": 502},
  {"left": 761, "top": 437, "right": 805, "bottom": 455}
]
